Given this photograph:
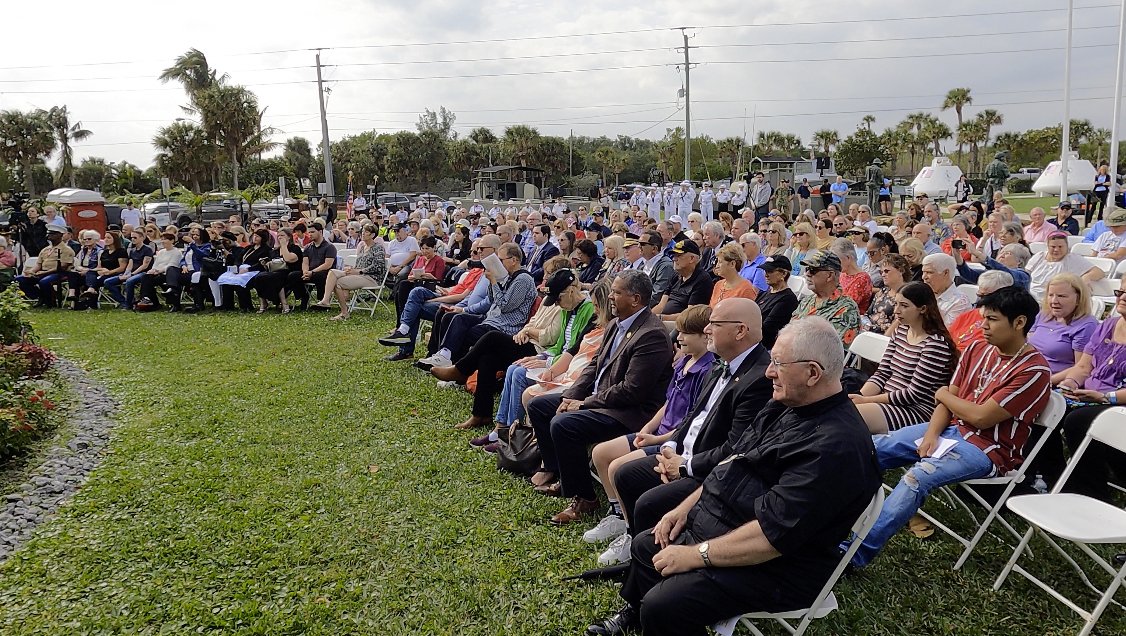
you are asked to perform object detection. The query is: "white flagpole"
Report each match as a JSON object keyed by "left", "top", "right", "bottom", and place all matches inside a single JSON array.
[
  {"left": 1108, "top": 0, "right": 1126, "bottom": 214},
  {"left": 1061, "top": 0, "right": 1074, "bottom": 202}
]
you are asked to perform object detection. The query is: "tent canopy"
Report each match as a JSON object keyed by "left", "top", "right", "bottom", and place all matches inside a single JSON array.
[{"left": 45, "top": 188, "right": 106, "bottom": 204}]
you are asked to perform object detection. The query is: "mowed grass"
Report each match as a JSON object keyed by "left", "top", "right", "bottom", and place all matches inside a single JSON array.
[{"left": 0, "top": 308, "right": 1122, "bottom": 635}]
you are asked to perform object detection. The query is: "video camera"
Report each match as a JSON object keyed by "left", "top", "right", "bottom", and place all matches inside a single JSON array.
[{"left": 2, "top": 192, "right": 29, "bottom": 229}]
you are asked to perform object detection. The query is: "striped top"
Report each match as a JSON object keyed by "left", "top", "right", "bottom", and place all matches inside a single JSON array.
[
  {"left": 952, "top": 340, "right": 1052, "bottom": 473},
  {"left": 868, "top": 325, "right": 955, "bottom": 411}
]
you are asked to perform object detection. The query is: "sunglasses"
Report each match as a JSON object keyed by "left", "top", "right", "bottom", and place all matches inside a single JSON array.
[
  {"left": 1115, "top": 290, "right": 1126, "bottom": 298},
  {"left": 793, "top": 232, "right": 808, "bottom": 237},
  {"left": 765, "top": 230, "right": 778, "bottom": 234}
]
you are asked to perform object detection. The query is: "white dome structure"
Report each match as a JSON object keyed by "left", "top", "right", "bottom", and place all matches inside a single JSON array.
[
  {"left": 909, "top": 157, "right": 963, "bottom": 198},
  {"left": 1032, "top": 152, "right": 1098, "bottom": 196}
]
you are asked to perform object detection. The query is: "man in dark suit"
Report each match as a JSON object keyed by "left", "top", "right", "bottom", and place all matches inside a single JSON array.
[
  {"left": 527, "top": 269, "right": 675, "bottom": 525},
  {"left": 612, "top": 298, "right": 773, "bottom": 540},
  {"left": 526, "top": 223, "right": 559, "bottom": 284}
]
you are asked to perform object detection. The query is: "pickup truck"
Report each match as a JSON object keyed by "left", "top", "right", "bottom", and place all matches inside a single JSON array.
[{"left": 1008, "top": 168, "right": 1043, "bottom": 181}]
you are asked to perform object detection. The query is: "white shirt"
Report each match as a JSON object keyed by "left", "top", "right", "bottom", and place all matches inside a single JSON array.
[
  {"left": 715, "top": 189, "right": 731, "bottom": 203},
  {"left": 120, "top": 207, "right": 142, "bottom": 227},
  {"left": 151, "top": 247, "right": 182, "bottom": 272},
  {"left": 1094, "top": 229, "right": 1126, "bottom": 260},
  {"left": 936, "top": 284, "right": 972, "bottom": 325},
  {"left": 1027, "top": 253, "right": 1098, "bottom": 298},
  {"left": 387, "top": 236, "right": 419, "bottom": 267},
  {"left": 352, "top": 196, "right": 368, "bottom": 211}
]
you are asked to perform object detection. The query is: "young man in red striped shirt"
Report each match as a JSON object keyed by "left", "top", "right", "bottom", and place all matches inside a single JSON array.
[{"left": 847, "top": 286, "right": 1051, "bottom": 568}]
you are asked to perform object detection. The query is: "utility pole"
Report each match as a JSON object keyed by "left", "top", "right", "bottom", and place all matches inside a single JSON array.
[
  {"left": 315, "top": 50, "right": 336, "bottom": 200},
  {"left": 1109, "top": 0, "right": 1126, "bottom": 214},
  {"left": 569, "top": 129, "right": 573, "bottom": 178},
  {"left": 677, "top": 27, "right": 695, "bottom": 182},
  {"left": 1061, "top": 0, "right": 1074, "bottom": 202}
]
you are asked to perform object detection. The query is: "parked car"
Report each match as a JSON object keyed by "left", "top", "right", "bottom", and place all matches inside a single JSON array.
[
  {"left": 376, "top": 192, "right": 412, "bottom": 212},
  {"left": 141, "top": 202, "right": 184, "bottom": 228},
  {"left": 251, "top": 202, "right": 292, "bottom": 221},
  {"left": 1009, "top": 167, "right": 1043, "bottom": 181}
]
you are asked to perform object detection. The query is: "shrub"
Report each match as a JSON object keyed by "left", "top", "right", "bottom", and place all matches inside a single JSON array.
[
  {"left": 0, "top": 285, "right": 34, "bottom": 345},
  {"left": 0, "top": 382, "right": 57, "bottom": 459},
  {"left": 1007, "top": 178, "right": 1035, "bottom": 194},
  {"left": 0, "top": 342, "right": 55, "bottom": 381}
]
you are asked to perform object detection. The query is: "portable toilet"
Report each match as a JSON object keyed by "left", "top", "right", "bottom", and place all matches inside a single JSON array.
[
  {"left": 909, "top": 157, "right": 963, "bottom": 199},
  {"left": 45, "top": 188, "right": 107, "bottom": 236},
  {"left": 1032, "top": 152, "right": 1098, "bottom": 196}
]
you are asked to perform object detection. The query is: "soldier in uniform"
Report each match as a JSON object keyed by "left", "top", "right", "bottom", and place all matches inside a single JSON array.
[
  {"left": 983, "top": 151, "right": 1010, "bottom": 204},
  {"left": 698, "top": 182, "right": 715, "bottom": 219},
  {"left": 716, "top": 184, "right": 732, "bottom": 214},
  {"left": 865, "top": 158, "right": 884, "bottom": 213},
  {"left": 646, "top": 185, "right": 663, "bottom": 218}
]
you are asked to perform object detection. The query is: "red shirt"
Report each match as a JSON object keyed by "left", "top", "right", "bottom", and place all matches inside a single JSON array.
[
  {"left": 839, "top": 270, "right": 873, "bottom": 314},
  {"left": 949, "top": 309, "right": 986, "bottom": 351},
  {"left": 449, "top": 267, "right": 484, "bottom": 295},
  {"left": 951, "top": 340, "right": 1051, "bottom": 473},
  {"left": 410, "top": 254, "right": 446, "bottom": 281}
]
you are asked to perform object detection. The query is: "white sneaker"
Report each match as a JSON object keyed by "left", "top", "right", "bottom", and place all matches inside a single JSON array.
[
  {"left": 597, "top": 532, "right": 632, "bottom": 565},
  {"left": 583, "top": 514, "right": 628, "bottom": 543},
  {"left": 426, "top": 353, "right": 452, "bottom": 368},
  {"left": 436, "top": 380, "right": 458, "bottom": 389}
]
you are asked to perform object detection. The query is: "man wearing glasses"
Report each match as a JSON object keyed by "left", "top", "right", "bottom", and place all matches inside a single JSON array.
[
  {"left": 792, "top": 250, "right": 860, "bottom": 348},
  {"left": 585, "top": 317, "right": 879, "bottom": 636},
  {"left": 636, "top": 232, "right": 674, "bottom": 307},
  {"left": 526, "top": 223, "right": 559, "bottom": 284}
]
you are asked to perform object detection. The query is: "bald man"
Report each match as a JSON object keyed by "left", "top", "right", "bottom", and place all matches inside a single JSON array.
[{"left": 609, "top": 298, "right": 776, "bottom": 539}]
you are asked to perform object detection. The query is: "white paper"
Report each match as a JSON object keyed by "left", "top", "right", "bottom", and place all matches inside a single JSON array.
[
  {"left": 915, "top": 437, "right": 957, "bottom": 459},
  {"left": 482, "top": 253, "right": 507, "bottom": 281}
]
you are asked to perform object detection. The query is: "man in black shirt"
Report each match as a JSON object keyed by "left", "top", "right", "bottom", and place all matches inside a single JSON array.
[
  {"left": 585, "top": 317, "right": 880, "bottom": 636},
  {"left": 653, "top": 239, "right": 712, "bottom": 322}
]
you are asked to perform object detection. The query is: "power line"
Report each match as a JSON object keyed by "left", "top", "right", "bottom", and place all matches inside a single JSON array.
[
  {"left": 699, "top": 24, "right": 1117, "bottom": 49},
  {"left": 699, "top": 42, "right": 1116, "bottom": 66}
]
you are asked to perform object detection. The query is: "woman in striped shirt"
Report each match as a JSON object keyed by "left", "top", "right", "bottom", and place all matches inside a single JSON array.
[{"left": 850, "top": 281, "right": 959, "bottom": 434}]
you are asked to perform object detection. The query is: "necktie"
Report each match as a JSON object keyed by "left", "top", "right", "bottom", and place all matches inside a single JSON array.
[{"left": 719, "top": 360, "right": 731, "bottom": 380}]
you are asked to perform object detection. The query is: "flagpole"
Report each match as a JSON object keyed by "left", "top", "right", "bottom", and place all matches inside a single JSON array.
[
  {"left": 1061, "top": 0, "right": 1074, "bottom": 201},
  {"left": 1109, "top": 0, "right": 1126, "bottom": 214}
]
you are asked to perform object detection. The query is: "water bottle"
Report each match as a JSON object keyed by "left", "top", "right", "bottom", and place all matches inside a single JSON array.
[{"left": 1031, "top": 473, "right": 1049, "bottom": 494}]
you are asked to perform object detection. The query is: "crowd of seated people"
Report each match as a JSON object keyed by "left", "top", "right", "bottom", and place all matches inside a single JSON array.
[{"left": 11, "top": 193, "right": 1126, "bottom": 634}]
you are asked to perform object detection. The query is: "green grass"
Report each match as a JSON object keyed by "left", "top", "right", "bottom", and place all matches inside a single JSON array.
[{"left": 0, "top": 308, "right": 1123, "bottom": 635}]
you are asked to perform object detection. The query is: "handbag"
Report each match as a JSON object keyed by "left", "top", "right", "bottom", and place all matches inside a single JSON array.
[
  {"left": 495, "top": 420, "right": 541, "bottom": 477},
  {"left": 263, "top": 258, "right": 286, "bottom": 273},
  {"left": 200, "top": 255, "right": 226, "bottom": 277}
]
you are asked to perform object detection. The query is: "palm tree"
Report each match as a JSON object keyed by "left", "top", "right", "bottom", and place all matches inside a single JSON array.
[
  {"left": 715, "top": 136, "right": 743, "bottom": 179},
  {"left": 153, "top": 120, "right": 210, "bottom": 193},
  {"left": 592, "top": 146, "right": 616, "bottom": 185},
  {"left": 976, "top": 109, "right": 1004, "bottom": 147},
  {"left": 1090, "top": 127, "right": 1111, "bottom": 163},
  {"left": 468, "top": 126, "right": 498, "bottom": 165},
  {"left": 194, "top": 84, "right": 262, "bottom": 190},
  {"left": 46, "top": 106, "right": 92, "bottom": 188},
  {"left": 282, "top": 137, "right": 313, "bottom": 192},
  {"left": 920, "top": 117, "right": 952, "bottom": 157},
  {"left": 895, "top": 121, "right": 924, "bottom": 175},
  {"left": 860, "top": 115, "right": 876, "bottom": 132},
  {"left": 653, "top": 140, "right": 677, "bottom": 182},
  {"left": 159, "top": 48, "right": 227, "bottom": 108},
  {"left": 811, "top": 129, "right": 840, "bottom": 155},
  {"left": 501, "top": 125, "right": 540, "bottom": 167},
  {"left": 957, "top": 120, "right": 989, "bottom": 173},
  {"left": 941, "top": 88, "right": 973, "bottom": 161},
  {"left": 0, "top": 109, "right": 56, "bottom": 196}
]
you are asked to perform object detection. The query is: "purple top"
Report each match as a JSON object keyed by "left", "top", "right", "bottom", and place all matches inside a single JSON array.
[
  {"left": 656, "top": 351, "right": 717, "bottom": 435},
  {"left": 1028, "top": 313, "right": 1099, "bottom": 374},
  {"left": 1082, "top": 316, "right": 1126, "bottom": 392}
]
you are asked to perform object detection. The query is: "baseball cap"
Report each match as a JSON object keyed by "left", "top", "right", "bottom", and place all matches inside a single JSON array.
[
  {"left": 759, "top": 255, "right": 792, "bottom": 273},
  {"left": 669, "top": 239, "right": 701, "bottom": 256},
  {"left": 1108, "top": 208, "right": 1126, "bottom": 227},
  {"left": 622, "top": 237, "right": 640, "bottom": 248},
  {"left": 394, "top": 222, "right": 410, "bottom": 231},
  {"left": 800, "top": 250, "right": 843, "bottom": 272},
  {"left": 1055, "top": 201, "right": 1072, "bottom": 210},
  {"left": 541, "top": 269, "right": 577, "bottom": 306},
  {"left": 668, "top": 215, "right": 683, "bottom": 224}
]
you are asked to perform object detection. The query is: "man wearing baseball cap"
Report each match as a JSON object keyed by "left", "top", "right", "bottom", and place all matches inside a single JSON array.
[
  {"left": 653, "top": 239, "right": 712, "bottom": 322},
  {"left": 1092, "top": 207, "right": 1126, "bottom": 262},
  {"left": 792, "top": 250, "right": 860, "bottom": 347},
  {"left": 15, "top": 225, "right": 74, "bottom": 308},
  {"left": 1048, "top": 201, "right": 1080, "bottom": 236}
]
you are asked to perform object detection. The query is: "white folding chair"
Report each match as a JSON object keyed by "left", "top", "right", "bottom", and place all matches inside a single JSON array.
[
  {"left": 1113, "top": 259, "right": 1126, "bottom": 281},
  {"left": 848, "top": 331, "right": 890, "bottom": 364},
  {"left": 1086, "top": 256, "right": 1116, "bottom": 277},
  {"left": 347, "top": 267, "right": 391, "bottom": 317},
  {"left": 1071, "top": 243, "right": 1096, "bottom": 257},
  {"left": 1029, "top": 242, "right": 1047, "bottom": 255},
  {"left": 787, "top": 276, "right": 810, "bottom": 299},
  {"left": 993, "top": 407, "right": 1126, "bottom": 636},
  {"left": 713, "top": 489, "right": 885, "bottom": 636},
  {"left": 909, "top": 392, "right": 1066, "bottom": 570},
  {"left": 22, "top": 256, "right": 37, "bottom": 275},
  {"left": 1067, "top": 235, "right": 1086, "bottom": 249},
  {"left": 957, "top": 283, "right": 979, "bottom": 299}
]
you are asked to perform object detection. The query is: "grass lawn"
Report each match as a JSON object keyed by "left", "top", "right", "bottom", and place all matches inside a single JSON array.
[{"left": 0, "top": 308, "right": 1124, "bottom": 634}]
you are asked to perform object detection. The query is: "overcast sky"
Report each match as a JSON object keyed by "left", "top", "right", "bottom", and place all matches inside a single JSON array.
[{"left": 2, "top": 0, "right": 1123, "bottom": 170}]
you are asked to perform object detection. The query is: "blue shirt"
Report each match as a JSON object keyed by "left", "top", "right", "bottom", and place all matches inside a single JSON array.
[
  {"left": 1084, "top": 220, "right": 1109, "bottom": 242},
  {"left": 460, "top": 274, "right": 493, "bottom": 314},
  {"left": 739, "top": 254, "right": 768, "bottom": 292},
  {"left": 830, "top": 182, "right": 849, "bottom": 203}
]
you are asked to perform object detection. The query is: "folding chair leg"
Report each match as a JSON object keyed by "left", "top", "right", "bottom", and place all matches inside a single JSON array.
[
  {"left": 993, "top": 527, "right": 1034, "bottom": 592},
  {"left": 1080, "top": 562, "right": 1126, "bottom": 636}
]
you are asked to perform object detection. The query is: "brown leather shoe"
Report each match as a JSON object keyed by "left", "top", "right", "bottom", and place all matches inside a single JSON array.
[
  {"left": 534, "top": 480, "right": 562, "bottom": 497},
  {"left": 551, "top": 497, "right": 599, "bottom": 525},
  {"left": 431, "top": 365, "right": 466, "bottom": 383},
  {"left": 454, "top": 415, "right": 491, "bottom": 430}
]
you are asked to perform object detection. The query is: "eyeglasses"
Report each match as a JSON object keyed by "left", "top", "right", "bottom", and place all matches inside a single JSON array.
[
  {"left": 1114, "top": 289, "right": 1126, "bottom": 298},
  {"left": 707, "top": 320, "right": 745, "bottom": 328},
  {"left": 764, "top": 230, "right": 778, "bottom": 234},
  {"left": 769, "top": 358, "right": 824, "bottom": 370},
  {"left": 793, "top": 232, "right": 808, "bottom": 237},
  {"left": 879, "top": 267, "right": 893, "bottom": 274}
]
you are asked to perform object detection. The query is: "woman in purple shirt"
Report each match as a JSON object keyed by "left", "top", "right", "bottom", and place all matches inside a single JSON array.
[
  {"left": 1028, "top": 273, "right": 1099, "bottom": 382},
  {"left": 586, "top": 306, "right": 715, "bottom": 525},
  {"left": 1046, "top": 276, "right": 1126, "bottom": 501}
]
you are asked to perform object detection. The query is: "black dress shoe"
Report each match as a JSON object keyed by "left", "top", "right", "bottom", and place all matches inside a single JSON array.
[
  {"left": 586, "top": 605, "right": 638, "bottom": 636},
  {"left": 385, "top": 351, "right": 413, "bottom": 362}
]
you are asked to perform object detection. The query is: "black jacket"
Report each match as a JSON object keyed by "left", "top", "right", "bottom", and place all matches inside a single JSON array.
[{"left": 682, "top": 346, "right": 774, "bottom": 478}]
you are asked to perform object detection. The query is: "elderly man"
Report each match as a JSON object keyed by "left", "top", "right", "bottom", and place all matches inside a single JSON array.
[
  {"left": 653, "top": 239, "right": 713, "bottom": 322},
  {"left": 1026, "top": 231, "right": 1105, "bottom": 297},
  {"left": 528, "top": 270, "right": 674, "bottom": 525},
  {"left": 15, "top": 226, "right": 74, "bottom": 307},
  {"left": 585, "top": 318, "right": 880, "bottom": 636},
  {"left": 603, "top": 298, "right": 773, "bottom": 565},
  {"left": 847, "top": 286, "right": 1049, "bottom": 569},
  {"left": 738, "top": 233, "right": 767, "bottom": 292},
  {"left": 911, "top": 223, "right": 943, "bottom": 255},
  {"left": 792, "top": 250, "right": 860, "bottom": 347},
  {"left": 923, "top": 203, "right": 951, "bottom": 242},
  {"left": 699, "top": 220, "right": 728, "bottom": 278},
  {"left": 946, "top": 270, "right": 1014, "bottom": 351},
  {"left": 1092, "top": 207, "right": 1126, "bottom": 262},
  {"left": 1023, "top": 207, "right": 1054, "bottom": 243},
  {"left": 955, "top": 239, "right": 1032, "bottom": 290},
  {"left": 1047, "top": 201, "right": 1080, "bottom": 235},
  {"left": 637, "top": 231, "right": 675, "bottom": 304},
  {"left": 921, "top": 252, "right": 971, "bottom": 325}
]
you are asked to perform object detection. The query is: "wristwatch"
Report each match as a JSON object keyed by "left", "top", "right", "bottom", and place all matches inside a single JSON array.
[
  {"left": 677, "top": 463, "right": 689, "bottom": 480},
  {"left": 698, "top": 541, "right": 712, "bottom": 567}
]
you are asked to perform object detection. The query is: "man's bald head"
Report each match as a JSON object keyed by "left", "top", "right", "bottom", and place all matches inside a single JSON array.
[
  {"left": 707, "top": 297, "right": 763, "bottom": 360},
  {"left": 479, "top": 234, "right": 502, "bottom": 250}
]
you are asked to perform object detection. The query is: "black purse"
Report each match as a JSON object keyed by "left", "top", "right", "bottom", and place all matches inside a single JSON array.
[{"left": 495, "top": 420, "right": 541, "bottom": 477}]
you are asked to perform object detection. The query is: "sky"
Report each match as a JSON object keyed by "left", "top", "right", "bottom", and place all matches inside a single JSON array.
[{"left": 2, "top": 0, "right": 1124, "bottom": 171}]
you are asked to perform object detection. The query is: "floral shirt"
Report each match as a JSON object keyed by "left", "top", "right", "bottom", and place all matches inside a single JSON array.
[
  {"left": 866, "top": 285, "right": 897, "bottom": 334},
  {"left": 839, "top": 270, "right": 873, "bottom": 314},
  {"left": 792, "top": 287, "right": 860, "bottom": 346}
]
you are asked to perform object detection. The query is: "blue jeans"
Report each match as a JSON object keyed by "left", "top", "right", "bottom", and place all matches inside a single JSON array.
[
  {"left": 399, "top": 286, "right": 440, "bottom": 354},
  {"left": 850, "top": 423, "right": 995, "bottom": 567},
  {"left": 104, "top": 273, "right": 146, "bottom": 308},
  {"left": 496, "top": 363, "right": 534, "bottom": 426}
]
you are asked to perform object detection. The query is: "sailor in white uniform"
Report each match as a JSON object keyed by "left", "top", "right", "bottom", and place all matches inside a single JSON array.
[
  {"left": 646, "top": 184, "right": 662, "bottom": 218},
  {"left": 698, "top": 182, "right": 715, "bottom": 219},
  {"left": 675, "top": 180, "right": 695, "bottom": 217},
  {"left": 716, "top": 184, "right": 732, "bottom": 213}
]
